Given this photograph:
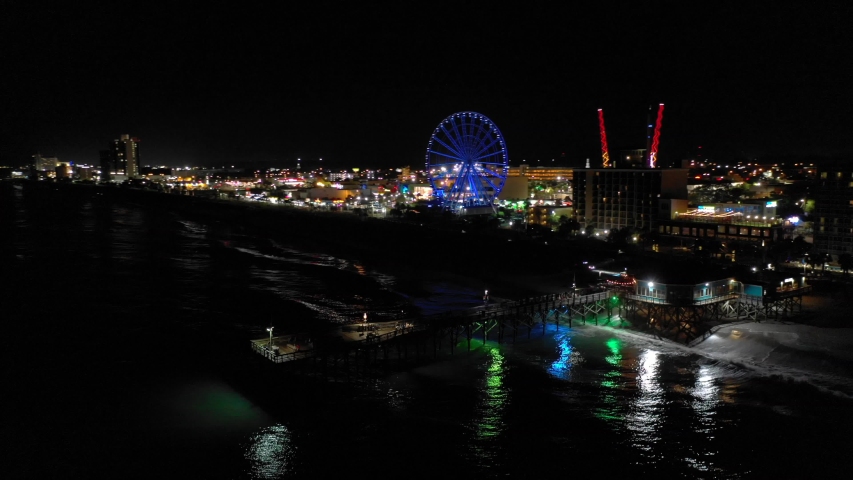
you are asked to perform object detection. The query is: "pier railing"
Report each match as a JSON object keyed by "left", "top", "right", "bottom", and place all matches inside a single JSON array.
[
  {"left": 250, "top": 324, "right": 430, "bottom": 363},
  {"left": 250, "top": 341, "right": 315, "bottom": 364}
]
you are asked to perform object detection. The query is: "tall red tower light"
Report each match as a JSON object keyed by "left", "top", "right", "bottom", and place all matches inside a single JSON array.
[
  {"left": 648, "top": 103, "right": 664, "bottom": 168},
  {"left": 597, "top": 109, "right": 611, "bottom": 168}
]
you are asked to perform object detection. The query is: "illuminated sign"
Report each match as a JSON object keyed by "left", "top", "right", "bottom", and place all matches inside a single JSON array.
[
  {"left": 698, "top": 205, "right": 715, "bottom": 213},
  {"left": 766, "top": 201, "right": 777, "bottom": 208}
]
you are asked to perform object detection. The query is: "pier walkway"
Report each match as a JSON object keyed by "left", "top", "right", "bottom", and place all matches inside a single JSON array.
[
  {"left": 251, "top": 320, "right": 421, "bottom": 363},
  {"left": 250, "top": 291, "right": 614, "bottom": 363},
  {"left": 251, "top": 285, "right": 814, "bottom": 364}
]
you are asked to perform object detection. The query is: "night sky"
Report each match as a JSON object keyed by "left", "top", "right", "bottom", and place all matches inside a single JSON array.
[{"left": 3, "top": 2, "right": 851, "bottom": 170}]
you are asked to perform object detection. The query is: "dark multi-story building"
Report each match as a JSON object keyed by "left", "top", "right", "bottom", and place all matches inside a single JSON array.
[
  {"left": 98, "top": 149, "right": 113, "bottom": 181},
  {"left": 572, "top": 168, "right": 688, "bottom": 232},
  {"left": 813, "top": 159, "right": 853, "bottom": 260},
  {"left": 100, "top": 134, "right": 140, "bottom": 181}
]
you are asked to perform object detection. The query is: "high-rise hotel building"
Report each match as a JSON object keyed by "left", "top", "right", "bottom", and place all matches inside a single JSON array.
[
  {"left": 99, "top": 134, "right": 140, "bottom": 181},
  {"left": 572, "top": 168, "right": 688, "bottom": 232},
  {"left": 32, "top": 153, "right": 59, "bottom": 172}
]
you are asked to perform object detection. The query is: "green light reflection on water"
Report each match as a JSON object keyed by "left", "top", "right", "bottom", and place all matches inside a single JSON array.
[
  {"left": 475, "top": 347, "right": 508, "bottom": 441},
  {"left": 605, "top": 337, "right": 622, "bottom": 366},
  {"left": 168, "top": 380, "right": 270, "bottom": 431},
  {"left": 595, "top": 338, "right": 625, "bottom": 422}
]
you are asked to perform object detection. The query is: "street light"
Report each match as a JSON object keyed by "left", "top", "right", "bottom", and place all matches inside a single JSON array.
[
  {"left": 484, "top": 289, "right": 489, "bottom": 304},
  {"left": 267, "top": 326, "right": 274, "bottom": 350}
]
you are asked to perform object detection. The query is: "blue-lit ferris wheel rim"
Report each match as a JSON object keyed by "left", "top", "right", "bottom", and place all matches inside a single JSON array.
[{"left": 425, "top": 112, "right": 509, "bottom": 207}]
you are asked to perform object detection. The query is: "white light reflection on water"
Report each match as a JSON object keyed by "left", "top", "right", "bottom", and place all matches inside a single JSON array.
[
  {"left": 683, "top": 364, "right": 722, "bottom": 474},
  {"left": 385, "top": 387, "right": 411, "bottom": 412},
  {"left": 692, "top": 365, "right": 720, "bottom": 432},
  {"left": 626, "top": 350, "right": 664, "bottom": 451},
  {"left": 243, "top": 424, "right": 295, "bottom": 479}
]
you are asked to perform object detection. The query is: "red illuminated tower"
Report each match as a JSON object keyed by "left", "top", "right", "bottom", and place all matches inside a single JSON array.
[
  {"left": 648, "top": 104, "right": 664, "bottom": 168},
  {"left": 597, "top": 109, "right": 611, "bottom": 168}
]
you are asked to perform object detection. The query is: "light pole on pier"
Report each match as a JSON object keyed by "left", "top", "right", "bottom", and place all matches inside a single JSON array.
[{"left": 267, "top": 326, "right": 274, "bottom": 350}]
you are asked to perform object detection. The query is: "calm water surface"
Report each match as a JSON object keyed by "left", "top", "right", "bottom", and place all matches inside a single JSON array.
[{"left": 3, "top": 184, "right": 851, "bottom": 479}]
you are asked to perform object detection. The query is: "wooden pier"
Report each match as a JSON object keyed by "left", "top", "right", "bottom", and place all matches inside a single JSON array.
[
  {"left": 250, "top": 285, "right": 815, "bottom": 368},
  {"left": 249, "top": 291, "right": 617, "bottom": 364}
]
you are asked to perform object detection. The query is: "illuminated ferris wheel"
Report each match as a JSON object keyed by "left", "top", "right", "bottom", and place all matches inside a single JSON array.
[{"left": 425, "top": 112, "right": 509, "bottom": 210}]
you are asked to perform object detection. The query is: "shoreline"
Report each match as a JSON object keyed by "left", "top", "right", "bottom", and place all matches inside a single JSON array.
[{"left": 20, "top": 180, "right": 852, "bottom": 330}]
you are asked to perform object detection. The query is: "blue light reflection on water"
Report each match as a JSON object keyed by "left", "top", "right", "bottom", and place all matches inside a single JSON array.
[{"left": 548, "top": 331, "right": 577, "bottom": 380}]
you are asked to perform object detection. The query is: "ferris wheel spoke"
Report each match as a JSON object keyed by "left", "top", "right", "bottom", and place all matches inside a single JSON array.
[
  {"left": 471, "top": 124, "right": 492, "bottom": 144},
  {"left": 447, "top": 118, "right": 471, "bottom": 158},
  {"left": 469, "top": 123, "right": 489, "bottom": 151},
  {"left": 440, "top": 134, "right": 467, "bottom": 160},
  {"left": 431, "top": 134, "right": 464, "bottom": 158},
  {"left": 456, "top": 167, "right": 475, "bottom": 195},
  {"left": 463, "top": 123, "right": 480, "bottom": 154},
  {"left": 479, "top": 166, "right": 504, "bottom": 178},
  {"left": 480, "top": 176, "right": 501, "bottom": 192},
  {"left": 472, "top": 138, "right": 504, "bottom": 160},
  {"left": 473, "top": 154, "right": 506, "bottom": 165},
  {"left": 480, "top": 177, "right": 505, "bottom": 194},
  {"left": 427, "top": 149, "right": 465, "bottom": 164},
  {"left": 442, "top": 120, "right": 464, "bottom": 151}
]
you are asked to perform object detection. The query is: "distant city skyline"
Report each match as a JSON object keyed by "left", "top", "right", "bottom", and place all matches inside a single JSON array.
[{"left": 4, "top": 3, "right": 851, "bottom": 169}]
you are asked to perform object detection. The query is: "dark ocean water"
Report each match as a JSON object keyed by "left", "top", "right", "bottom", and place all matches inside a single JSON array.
[{"left": 3, "top": 183, "right": 852, "bottom": 479}]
